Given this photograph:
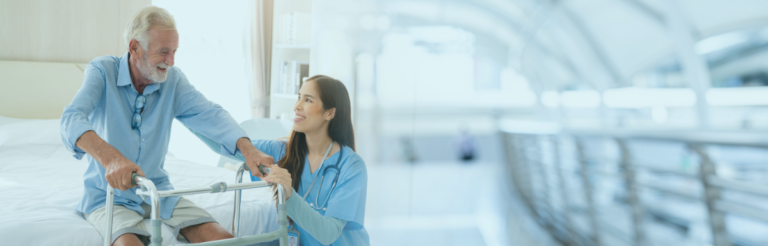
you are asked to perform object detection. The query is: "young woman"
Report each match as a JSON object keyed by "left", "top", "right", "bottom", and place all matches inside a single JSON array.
[{"left": 193, "top": 75, "right": 368, "bottom": 246}]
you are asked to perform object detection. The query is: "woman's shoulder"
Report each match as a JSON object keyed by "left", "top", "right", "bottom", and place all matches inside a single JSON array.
[{"left": 340, "top": 146, "right": 367, "bottom": 174}]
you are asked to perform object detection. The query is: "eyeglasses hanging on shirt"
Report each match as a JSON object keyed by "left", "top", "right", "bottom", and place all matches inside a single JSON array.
[{"left": 132, "top": 95, "right": 146, "bottom": 129}]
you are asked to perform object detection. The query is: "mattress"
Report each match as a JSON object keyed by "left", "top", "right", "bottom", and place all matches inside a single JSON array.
[{"left": 0, "top": 117, "right": 279, "bottom": 245}]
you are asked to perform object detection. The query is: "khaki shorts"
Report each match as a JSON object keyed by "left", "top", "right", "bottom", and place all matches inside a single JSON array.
[{"left": 84, "top": 197, "right": 217, "bottom": 245}]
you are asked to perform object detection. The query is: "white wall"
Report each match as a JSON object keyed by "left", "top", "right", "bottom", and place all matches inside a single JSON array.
[
  {"left": 0, "top": 0, "right": 151, "bottom": 63},
  {"left": 153, "top": 0, "right": 256, "bottom": 166}
]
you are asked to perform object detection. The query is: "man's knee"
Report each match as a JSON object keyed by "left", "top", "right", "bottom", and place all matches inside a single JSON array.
[
  {"left": 113, "top": 233, "right": 144, "bottom": 246},
  {"left": 181, "top": 222, "right": 233, "bottom": 243}
]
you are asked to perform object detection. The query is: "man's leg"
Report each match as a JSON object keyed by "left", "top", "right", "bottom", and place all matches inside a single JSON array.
[
  {"left": 112, "top": 234, "right": 144, "bottom": 246},
  {"left": 84, "top": 205, "right": 150, "bottom": 246},
  {"left": 166, "top": 197, "right": 233, "bottom": 243},
  {"left": 180, "top": 222, "right": 234, "bottom": 243}
]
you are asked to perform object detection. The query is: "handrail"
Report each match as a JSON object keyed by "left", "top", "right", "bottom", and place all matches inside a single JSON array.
[
  {"left": 499, "top": 120, "right": 768, "bottom": 148},
  {"left": 499, "top": 122, "right": 768, "bottom": 246}
]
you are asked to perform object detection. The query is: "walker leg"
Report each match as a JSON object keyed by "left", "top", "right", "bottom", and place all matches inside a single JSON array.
[
  {"left": 278, "top": 204, "right": 288, "bottom": 246},
  {"left": 104, "top": 185, "right": 115, "bottom": 246},
  {"left": 151, "top": 219, "right": 162, "bottom": 246},
  {"left": 233, "top": 166, "right": 246, "bottom": 237}
]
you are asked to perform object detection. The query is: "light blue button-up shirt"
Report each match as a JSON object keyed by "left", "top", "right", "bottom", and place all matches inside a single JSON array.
[{"left": 60, "top": 52, "right": 247, "bottom": 219}]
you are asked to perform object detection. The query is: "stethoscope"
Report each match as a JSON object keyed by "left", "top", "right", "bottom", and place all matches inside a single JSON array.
[{"left": 302, "top": 141, "right": 344, "bottom": 211}]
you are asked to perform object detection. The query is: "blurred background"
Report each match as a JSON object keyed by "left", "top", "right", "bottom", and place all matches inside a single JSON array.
[{"left": 6, "top": 0, "right": 768, "bottom": 245}]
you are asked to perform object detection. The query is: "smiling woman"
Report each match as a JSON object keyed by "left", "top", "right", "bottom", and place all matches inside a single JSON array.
[{"left": 192, "top": 75, "right": 370, "bottom": 246}]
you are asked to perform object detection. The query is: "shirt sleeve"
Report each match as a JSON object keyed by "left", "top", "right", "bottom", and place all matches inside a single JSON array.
[
  {"left": 322, "top": 155, "right": 368, "bottom": 228},
  {"left": 186, "top": 126, "right": 286, "bottom": 162},
  {"left": 285, "top": 188, "right": 347, "bottom": 244},
  {"left": 172, "top": 72, "right": 247, "bottom": 156},
  {"left": 60, "top": 63, "right": 104, "bottom": 160}
]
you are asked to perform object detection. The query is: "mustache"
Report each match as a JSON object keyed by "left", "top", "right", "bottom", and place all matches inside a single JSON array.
[{"left": 157, "top": 63, "right": 170, "bottom": 69}]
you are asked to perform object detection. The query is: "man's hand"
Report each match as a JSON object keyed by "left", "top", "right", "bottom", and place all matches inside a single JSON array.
[
  {"left": 104, "top": 156, "right": 146, "bottom": 191},
  {"left": 75, "top": 131, "right": 145, "bottom": 191},
  {"left": 237, "top": 137, "right": 274, "bottom": 179}
]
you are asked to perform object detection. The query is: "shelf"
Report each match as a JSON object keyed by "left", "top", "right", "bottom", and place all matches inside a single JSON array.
[{"left": 275, "top": 44, "right": 311, "bottom": 49}]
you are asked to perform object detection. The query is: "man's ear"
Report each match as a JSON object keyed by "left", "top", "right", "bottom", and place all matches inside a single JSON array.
[
  {"left": 128, "top": 39, "right": 140, "bottom": 56},
  {"left": 325, "top": 108, "right": 336, "bottom": 121}
]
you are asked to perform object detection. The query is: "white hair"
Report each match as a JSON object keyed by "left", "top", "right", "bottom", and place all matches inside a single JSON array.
[{"left": 123, "top": 6, "right": 176, "bottom": 49}]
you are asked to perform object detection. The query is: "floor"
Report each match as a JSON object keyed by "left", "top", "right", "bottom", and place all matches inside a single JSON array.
[{"left": 364, "top": 159, "right": 559, "bottom": 246}]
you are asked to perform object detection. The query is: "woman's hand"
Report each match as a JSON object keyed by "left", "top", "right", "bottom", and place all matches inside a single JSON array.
[{"left": 264, "top": 164, "right": 293, "bottom": 199}]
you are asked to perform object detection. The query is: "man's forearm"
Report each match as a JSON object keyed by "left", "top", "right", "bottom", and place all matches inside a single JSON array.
[
  {"left": 236, "top": 137, "right": 255, "bottom": 153},
  {"left": 75, "top": 131, "right": 122, "bottom": 168}
]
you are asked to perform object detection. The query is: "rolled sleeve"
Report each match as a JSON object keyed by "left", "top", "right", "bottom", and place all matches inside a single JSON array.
[
  {"left": 173, "top": 73, "right": 247, "bottom": 156},
  {"left": 63, "top": 124, "right": 93, "bottom": 160},
  {"left": 60, "top": 63, "right": 104, "bottom": 160}
]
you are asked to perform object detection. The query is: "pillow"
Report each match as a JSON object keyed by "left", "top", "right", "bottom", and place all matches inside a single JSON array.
[{"left": 0, "top": 118, "right": 62, "bottom": 147}]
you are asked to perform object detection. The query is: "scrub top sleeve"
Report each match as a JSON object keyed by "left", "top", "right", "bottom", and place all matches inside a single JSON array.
[
  {"left": 249, "top": 139, "right": 287, "bottom": 161},
  {"left": 323, "top": 157, "right": 368, "bottom": 226}
]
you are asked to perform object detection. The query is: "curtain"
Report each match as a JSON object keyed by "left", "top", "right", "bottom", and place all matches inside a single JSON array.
[{"left": 249, "top": 0, "right": 274, "bottom": 118}]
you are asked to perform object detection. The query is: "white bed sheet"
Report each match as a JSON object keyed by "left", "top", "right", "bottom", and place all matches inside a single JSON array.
[{"left": 0, "top": 120, "right": 279, "bottom": 245}]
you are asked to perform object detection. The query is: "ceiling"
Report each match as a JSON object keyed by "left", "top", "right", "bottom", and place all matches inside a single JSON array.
[{"left": 373, "top": 0, "right": 768, "bottom": 91}]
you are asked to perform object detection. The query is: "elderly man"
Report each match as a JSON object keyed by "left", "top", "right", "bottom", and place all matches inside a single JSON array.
[{"left": 60, "top": 6, "right": 272, "bottom": 246}]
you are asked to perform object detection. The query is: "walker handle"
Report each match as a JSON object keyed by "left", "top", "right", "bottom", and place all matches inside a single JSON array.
[
  {"left": 242, "top": 163, "right": 270, "bottom": 176},
  {"left": 131, "top": 173, "right": 141, "bottom": 186}
]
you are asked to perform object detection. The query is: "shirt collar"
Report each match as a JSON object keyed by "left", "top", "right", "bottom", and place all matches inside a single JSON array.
[
  {"left": 117, "top": 52, "right": 162, "bottom": 96},
  {"left": 117, "top": 52, "right": 132, "bottom": 87}
]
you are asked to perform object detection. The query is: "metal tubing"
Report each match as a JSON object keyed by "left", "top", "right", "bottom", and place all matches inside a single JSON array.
[
  {"left": 189, "top": 229, "right": 287, "bottom": 246},
  {"left": 137, "top": 181, "right": 271, "bottom": 198},
  {"left": 104, "top": 168, "right": 288, "bottom": 246},
  {"left": 233, "top": 165, "right": 245, "bottom": 237},
  {"left": 690, "top": 144, "right": 731, "bottom": 246},
  {"left": 151, "top": 219, "right": 162, "bottom": 246},
  {"left": 634, "top": 163, "right": 695, "bottom": 177},
  {"left": 104, "top": 185, "right": 115, "bottom": 246},
  {"left": 617, "top": 139, "right": 645, "bottom": 246},
  {"left": 277, "top": 185, "right": 288, "bottom": 246},
  {"left": 135, "top": 176, "right": 162, "bottom": 246},
  {"left": 156, "top": 187, "right": 212, "bottom": 197},
  {"left": 634, "top": 182, "right": 702, "bottom": 201},
  {"left": 552, "top": 136, "right": 576, "bottom": 246},
  {"left": 575, "top": 139, "right": 601, "bottom": 246},
  {"left": 708, "top": 176, "right": 768, "bottom": 197},
  {"left": 535, "top": 137, "right": 556, "bottom": 235},
  {"left": 715, "top": 200, "right": 768, "bottom": 223}
]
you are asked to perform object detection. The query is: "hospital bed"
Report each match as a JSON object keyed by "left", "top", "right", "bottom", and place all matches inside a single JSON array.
[
  {"left": 0, "top": 60, "right": 289, "bottom": 245},
  {"left": 0, "top": 117, "right": 285, "bottom": 245}
]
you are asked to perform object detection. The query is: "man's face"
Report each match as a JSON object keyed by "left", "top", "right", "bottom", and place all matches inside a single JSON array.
[{"left": 137, "top": 27, "right": 178, "bottom": 83}]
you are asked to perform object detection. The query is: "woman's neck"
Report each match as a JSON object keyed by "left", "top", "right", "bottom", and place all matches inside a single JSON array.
[{"left": 304, "top": 129, "right": 333, "bottom": 157}]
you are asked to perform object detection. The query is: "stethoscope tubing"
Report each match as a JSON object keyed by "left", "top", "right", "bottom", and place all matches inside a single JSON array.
[{"left": 303, "top": 141, "right": 345, "bottom": 210}]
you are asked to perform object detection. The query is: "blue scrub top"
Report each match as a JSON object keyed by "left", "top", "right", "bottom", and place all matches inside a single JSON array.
[{"left": 250, "top": 139, "right": 369, "bottom": 246}]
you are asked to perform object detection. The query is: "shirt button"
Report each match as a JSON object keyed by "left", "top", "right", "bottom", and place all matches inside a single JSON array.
[{"left": 142, "top": 139, "right": 145, "bottom": 141}]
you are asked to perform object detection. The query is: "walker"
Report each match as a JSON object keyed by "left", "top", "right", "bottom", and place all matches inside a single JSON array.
[{"left": 103, "top": 164, "right": 287, "bottom": 246}]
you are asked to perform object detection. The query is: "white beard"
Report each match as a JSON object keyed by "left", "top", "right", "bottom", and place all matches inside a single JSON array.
[{"left": 138, "top": 53, "right": 170, "bottom": 83}]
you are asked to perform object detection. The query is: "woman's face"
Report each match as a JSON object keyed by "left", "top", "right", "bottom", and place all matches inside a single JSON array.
[{"left": 293, "top": 81, "right": 334, "bottom": 133}]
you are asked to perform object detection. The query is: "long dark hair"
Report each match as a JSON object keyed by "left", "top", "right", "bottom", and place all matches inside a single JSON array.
[{"left": 278, "top": 75, "right": 355, "bottom": 192}]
